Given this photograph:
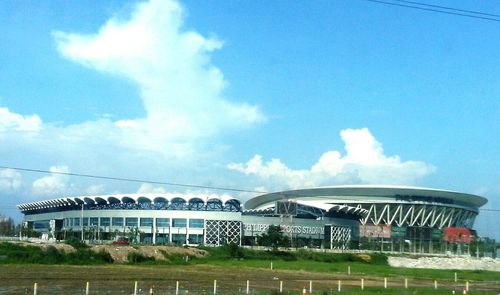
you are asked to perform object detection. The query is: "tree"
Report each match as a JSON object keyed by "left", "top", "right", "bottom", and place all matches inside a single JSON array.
[
  {"left": 0, "top": 217, "right": 15, "bottom": 236},
  {"left": 257, "top": 225, "right": 290, "bottom": 250}
]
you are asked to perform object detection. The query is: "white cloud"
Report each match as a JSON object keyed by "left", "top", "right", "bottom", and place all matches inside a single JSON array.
[
  {"left": 52, "top": 0, "right": 265, "bottom": 156},
  {"left": 86, "top": 184, "right": 105, "bottom": 195},
  {"left": 0, "top": 169, "right": 22, "bottom": 192},
  {"left": 228, "top": 128, "right": 435, "bottom": 189},
  {"left": 0, "top": 0, "right": 266, "bottom": 201},
  {"left": 137, "top": 183, "right": 166, "bottom": 194},
  {"left": 0, "top": 107, "right": 41, "bottom": 133},
  {"left": 32, "top": 166, "right": 71, "bottom": 196}
]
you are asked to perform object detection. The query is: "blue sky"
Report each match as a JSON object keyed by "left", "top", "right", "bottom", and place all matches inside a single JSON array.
[{"left": 0, "top": 0, "right": 498, "bottom": 238}]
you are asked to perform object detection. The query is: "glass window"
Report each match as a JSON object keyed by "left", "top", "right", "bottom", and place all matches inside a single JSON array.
[
  {"left": 172, "top": 234, "right": 186, "bottom": 244},
  {"left": 156, "top": 218, "right": 170, "bottom": 227},
  {"left": 73, "top": 218, "right": 80, "bottom": 226},
  {"left": 188, "top": 234, "right": 204, "bottom": 244},
  {"left": 82, "top": 218, "right": 88, "bottom": 226},
  {"left": 189, "top": 219, "right": 204, "bottom": 228},
  {"left": 172, "top": 218, "right": 187, "bottom": 227},
  {"left": 156, "top": 234, "right": 169, "bottom": 244},
  {"left": 140, "top": 218, "right": 153, "bottom": 227},
  {"left": 112, "top": 217, "right": 123, "bottom": 226},
  {"left": 100, "top": 217, "right": 110, "bottom": 227},
  {"left": 125, "top": 217, "right": 138, "bottom": 227},
  {"left": 33, "top": 220, "right": 50, "bottom": 229},
  {"left": 90, "top": 217, "right": 99, "bottom": 226}
]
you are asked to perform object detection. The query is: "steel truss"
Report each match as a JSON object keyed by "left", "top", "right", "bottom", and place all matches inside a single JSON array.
[{"left": 358, "top": 203, "right": 477, "bottom": 228}]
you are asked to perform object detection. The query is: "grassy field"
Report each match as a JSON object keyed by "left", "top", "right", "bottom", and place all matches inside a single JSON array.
[
  {"left": 1, "top": 243, "right": 499, "bottom": 294},
  {"left": 0, "top": 263, "right": 498, "bottom": 295}
]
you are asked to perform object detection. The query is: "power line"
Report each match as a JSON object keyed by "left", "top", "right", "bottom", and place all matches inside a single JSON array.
[
  {"left": 395, "top": 0, "right": 500, "bottom": 18},
  {"left": 1, "top": 165, "right": 499, "bottom": 211},
  {"left": 0, "top": 165, "right": 267, "bottom": 195},
  {"left": 362, "top": 0, "right": 500, "bottom": 22}
]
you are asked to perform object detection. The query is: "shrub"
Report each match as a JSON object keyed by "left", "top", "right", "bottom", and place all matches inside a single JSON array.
[
  {"left": 226, "top": 243, "right": 245, "bottom": 259},
  {"left": 369, "top": 253, "right": 388, "bottom": 265},
  {"left": 127, "top": 252, "right": 155, "bottom": 264},
  {"left": 64, "top": 237, "right": 88, "bottom": 249}
]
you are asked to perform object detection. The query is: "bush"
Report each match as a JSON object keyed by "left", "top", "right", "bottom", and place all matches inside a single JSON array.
[
  {"left": 369, "top": 253, "right": 388, "bottom": 265},
  {"left": 43, "top": 246, "right": 64, "bottom": 264},
  {"left": 226, "top": 243, "right": 245, "bottom": 259},
  {"left": 64, "top": 237, "right": 88, "bottom": 249},
  {"left": 127, "top": 252, "right": 155, "bottom": 264}
]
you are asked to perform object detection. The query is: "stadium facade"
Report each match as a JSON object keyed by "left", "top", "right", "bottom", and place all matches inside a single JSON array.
[{"left": 17, "top": 185, "right": 487, "bottom": 250}]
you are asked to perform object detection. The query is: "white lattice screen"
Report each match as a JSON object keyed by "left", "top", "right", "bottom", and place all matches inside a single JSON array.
[
  {"left": 329, "top": 226, "right": 351, "bottom": 250},
  {"left": 204, "top": 220, "right": 242, "bottom": 246}
]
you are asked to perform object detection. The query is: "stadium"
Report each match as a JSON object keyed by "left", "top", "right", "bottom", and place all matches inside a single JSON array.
[{"left": 17, "top": 185, "right": 487, "bottom": 251}]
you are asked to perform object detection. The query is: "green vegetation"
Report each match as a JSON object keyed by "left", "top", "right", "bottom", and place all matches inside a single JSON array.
[
  {"left": 127, "top": 251, "right": 155, "bottom": 263},
  {"left": 0, "top": 241, "right": 498, "bottom": 283},
  {"left": 256, "top": 225, "right": 290, "bottom": 250},
  {"left": 64, "top": 236, "right": 88, "bottom": 249},
  {"left": 0, "top": 242, "right": 113, "bottom": 264}
]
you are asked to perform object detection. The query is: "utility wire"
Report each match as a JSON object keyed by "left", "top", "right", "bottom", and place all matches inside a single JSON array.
[
  {"left": 362, "top": 0, "right": 500, "bottom": 22},
  {"left": 0, "top": 165, "right": 267, "bottom": 195},
  {"left": 395, "top": 0, "right": 500, "bottom": 18},
  {"left": 1, "top": 165, "right": 498, "bottom": 212}
]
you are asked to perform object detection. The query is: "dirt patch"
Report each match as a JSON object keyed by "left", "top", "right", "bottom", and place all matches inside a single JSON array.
[
  {"left": 4, "top": 241, "right": 207, "bottom": 263},
  {"left": 356, "top": 253, "right": 372, "bottom": 262},
  {"left": 92, "top": 245, "right": 208, "bottom": 263},
  {"left": 6, "top": 241, "right": 76, "bottom": 253}
]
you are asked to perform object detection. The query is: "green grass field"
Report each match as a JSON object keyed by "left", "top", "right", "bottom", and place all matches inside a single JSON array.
[{"left": 1, "top": 243, "right": 499, "bottom": 294}]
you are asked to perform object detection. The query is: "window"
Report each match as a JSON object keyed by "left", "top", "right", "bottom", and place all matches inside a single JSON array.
[
  {"left": 156, "top": 234, "right": 169, "bottom": 244},
  {"left": 125, "top": 217, "right": 138, "bottom": 227},
  {"left": 112, "top": 217, "right": 123, "bottom": 227},
  {"left": 73, "top": 218, "right": 80, "bottom": 226},
  {"left": 189, "top": 219, "right": 204, "bottom": 228},
  {"left": 82, "top": 218, "right": 89, "bottom": 226},
  {"left": 172, "top": 218, "right": 187, "bottom": 227},
  {"left": 90, "top": 217, "right": 99, "bottom": 226},
  {"left": 188, "top": 234, "right": 204, "bottom": 244},
  {"left": 172, "top": 234, "right": 186, "bottom": 244},
  {"left": 140, "top": 218, "right": 153, "bottom": 227},
  {"left": 100, "top": 217, "right": 110, "bottom": 227},
  {"left": 33, "top": 220, "right": 50, "bottom": 230},
  {"left": 156, "top": 218, "right": 170, "bottom": 227}
]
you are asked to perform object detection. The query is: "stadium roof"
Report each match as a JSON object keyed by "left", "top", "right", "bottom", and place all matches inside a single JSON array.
[
  {"left": 17, "top": 193, "right": 240, "bottom": 212},
  {"left": 244, "top": 185, "right": 487, "bottom": 210}
]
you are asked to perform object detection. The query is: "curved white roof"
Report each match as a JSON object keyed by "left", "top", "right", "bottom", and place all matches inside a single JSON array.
[
  {"left": 18, "top": 193, "right": 240, "bottom": 212},
  {"left": 245, "top": 185, "right": 487, "bottom": 210}
]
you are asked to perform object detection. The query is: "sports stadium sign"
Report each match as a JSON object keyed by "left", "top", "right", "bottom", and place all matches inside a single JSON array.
[{"left": 244, "top": 223, "right": 324, "bottom": 235}]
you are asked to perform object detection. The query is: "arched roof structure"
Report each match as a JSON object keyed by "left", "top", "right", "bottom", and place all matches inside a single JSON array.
[
  {"left": 18, "top": 193, "right": 241, "bottom": 212},
  {"left": 245, "top": 185, "right": 487, "bottom": 229},
  {"left": 245, "top": 185, "right": 487, "bottom": 211}
]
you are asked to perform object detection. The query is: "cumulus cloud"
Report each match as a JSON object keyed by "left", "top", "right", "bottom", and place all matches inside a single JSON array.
[
  {"left": 0, "top": 0, "right": 266, "bottom": 202},
  {"left": 0, "top": 169, "right": 22, "bottom": 192},
  {"left": 137, "top": 183, "right": 167, "bottom": 194},
  {"left": 0, "top": 107, "right": 41, "bottom": 133},
  {"left": 52, "top": 0, "right": 265, "bottom": 155},
  {"left": 86, "top": 184, "right": 105, "bottom": 195},
  {"left": 228, "top": 128, "right": 435, "bottom": 189},
  {"left": 32, "top": 166, "right": 71, "bottom": 196}
]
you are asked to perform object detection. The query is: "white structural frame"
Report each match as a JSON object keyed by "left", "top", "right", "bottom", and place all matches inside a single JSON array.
[
  {"left": 245, "top": 185, "right": 487, "bottom": 229},
  {"left": 360, "top": 203, "right": 477, "bottom": 228}
]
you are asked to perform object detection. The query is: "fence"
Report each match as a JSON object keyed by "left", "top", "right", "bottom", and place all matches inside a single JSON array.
[{"left": 23, "top": 276, "right": 498, "bottom": 295}]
